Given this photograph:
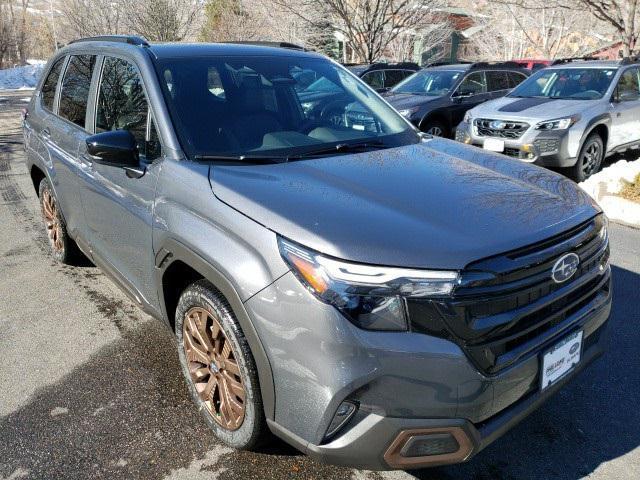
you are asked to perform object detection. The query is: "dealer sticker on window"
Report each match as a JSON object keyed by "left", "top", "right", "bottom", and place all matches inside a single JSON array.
[{"left": 541, "top": 330, "right": 583, "bottom": 391}]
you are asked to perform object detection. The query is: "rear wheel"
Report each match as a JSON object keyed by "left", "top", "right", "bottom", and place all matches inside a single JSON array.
[
  {"left": 175, "top": 280, "right": 266, "bottom": 449},
  {"left": 570, "top": 134, "right": 604, "bottom": 182},
  {"left": 38, "top": 178, "right": 78, "bottom": 264}
]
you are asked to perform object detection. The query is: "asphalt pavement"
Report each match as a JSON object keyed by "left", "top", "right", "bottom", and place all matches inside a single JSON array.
[{"left": 1, "top": 89, "right": 639, "bottom": 480}]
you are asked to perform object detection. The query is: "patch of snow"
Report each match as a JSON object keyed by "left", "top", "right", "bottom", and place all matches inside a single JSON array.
[
  {"left": 0, "top": 64, "right": 44, "bottom": 90},
  {"left": 50, "top": 406, "right": 69, "bottom": 417},
  {"left": 163, "top": 445, "right": 232, "bottom": 480},
  {"left": 579, "top": 158, "right": 640, "bottom": 226}
]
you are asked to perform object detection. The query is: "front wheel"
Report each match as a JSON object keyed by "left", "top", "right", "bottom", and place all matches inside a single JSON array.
[
  {"left": 175, "top": 280, "right": 266, "bottom": 449},
  {"left": 570, "top": 134, "right": 604, "bottom": 182},
  {"left": 421, "top": 119, "right": 447, "bottom": 138}
]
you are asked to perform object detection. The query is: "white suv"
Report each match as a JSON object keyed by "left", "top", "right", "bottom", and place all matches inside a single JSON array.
[{"left": 455, "top": 58, "right": 640, "bottom": 181}]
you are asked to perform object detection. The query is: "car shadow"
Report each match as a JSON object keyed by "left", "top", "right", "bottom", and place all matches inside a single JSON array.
[{"left": 409, "top": 264, "right": 640, "bottom": 480}]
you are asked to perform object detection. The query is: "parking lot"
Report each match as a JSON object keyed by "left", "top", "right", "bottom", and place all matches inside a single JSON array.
[{"left": 1, "top": 88, "right": 639, "bottom": 479}]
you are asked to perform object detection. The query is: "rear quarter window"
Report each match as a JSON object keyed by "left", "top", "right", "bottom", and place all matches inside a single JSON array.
[
  {"left": 59, "top": 55, "right": 96, "bottom": 128},
  {"left": 40, "top": 57, "right": 66, "bottom": 112}
]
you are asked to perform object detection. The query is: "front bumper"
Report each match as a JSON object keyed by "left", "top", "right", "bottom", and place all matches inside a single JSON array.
[
  {"left": 455, "top": 120, "right": 580, "bottom": 168},
  {"left": 244, "top": 264, "right": 611, "bottom": 470}
]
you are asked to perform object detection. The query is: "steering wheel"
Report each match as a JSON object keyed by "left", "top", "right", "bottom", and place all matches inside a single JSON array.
[{"left": 320, "top": 99, "right": 349, "bottom": 127}]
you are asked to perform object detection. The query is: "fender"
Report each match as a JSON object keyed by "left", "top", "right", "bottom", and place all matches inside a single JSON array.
[
  {"left": 578, "top": 113, "right": 611, "bottom": 154},
  {"left": 154, "top": 237, "right": 276, "bottom": 420}
]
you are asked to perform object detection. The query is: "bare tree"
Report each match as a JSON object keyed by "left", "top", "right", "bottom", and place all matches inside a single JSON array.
[
  {"left": 124, "top": 0, "right": 203, "bottom": 42},
  {"left": 470, "top": 1, "right": 599, "bottom": 60},
  {"left": 498, "top": 0, "right": 638, "bottom": 57},
  {"left": 271, "top": 0, "right": 446, "bottom": 64},
  {"left": 60, "top": 0, "right": 127, "bottom": 40},
  {"left": 577, "top": 0, "right": 638, "bottom": 56},
  {"left": 386, "top": 21, "right": 452, "bottom": 62},
  {"left": 200, "top": 0, "right": 330, "bottom": 49}
]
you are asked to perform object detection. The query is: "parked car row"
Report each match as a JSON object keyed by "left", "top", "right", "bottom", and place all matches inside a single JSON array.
[{"left": 365, "top": 56, "right": 640, "bottom": 181}]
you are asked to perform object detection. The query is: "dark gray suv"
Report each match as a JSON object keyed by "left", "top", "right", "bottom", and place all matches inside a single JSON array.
[{"left": 22, "top": 36, "right": 612, "bottom": 470}]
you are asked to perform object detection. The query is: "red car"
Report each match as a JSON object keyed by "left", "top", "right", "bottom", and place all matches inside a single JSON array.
[{"left": 511, "top": 59, "right": 551, "bottom": 70}]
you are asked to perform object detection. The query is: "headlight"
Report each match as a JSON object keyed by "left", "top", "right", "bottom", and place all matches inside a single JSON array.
[
  {"left": 278, "top": 237, "right": 459, "bottom": 331},
  {"left": 463, "top": 111, "right": 473, "bottom": 123},
  {"left": 398, "top": 106, "right": 420, "bottom": 119},
  {"left": 535, "top": 115, "right": 580, "bottom": 130}
]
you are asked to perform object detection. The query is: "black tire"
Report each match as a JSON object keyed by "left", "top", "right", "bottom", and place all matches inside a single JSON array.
[
  {"left": 38, "top": 178, "right": 79, "bottom": 264},
  {"left": 570, "top": 134, "right": 604, "bottom": 182},
  {"left": 421, "top": 119, "right": 448, "bottom": 138},
  {"left": 175, "top": 280, "right": 266, "bottom": 449}
]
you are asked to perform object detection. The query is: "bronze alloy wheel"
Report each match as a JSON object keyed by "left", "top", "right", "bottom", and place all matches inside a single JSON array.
[
  {"left": 182, "top": 306, "right": 246, "bottom": 430},
  {"left": 41, "top": 188, "right": 64, "bottom": 253}
]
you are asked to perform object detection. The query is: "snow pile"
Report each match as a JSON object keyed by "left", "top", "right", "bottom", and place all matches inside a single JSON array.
[
  {"left": 0, "top": 64, "right": 44, "bottom": 90},
  {"left": 579, "top": 158, "right": 640, "bottom": 226}
]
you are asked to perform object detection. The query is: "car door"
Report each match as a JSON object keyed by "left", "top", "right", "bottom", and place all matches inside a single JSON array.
[
  {"left": 449, "top": 71, "right": 490, "bottom": 126},
  {"left": 42, "top": 54, "right": 98, "bottom": 242},
  {"left": 609, "top": 67, "right": 640, "bottom": 149},
  {"left": 79, "top": 55, "right": 163, "bottom": 307}
]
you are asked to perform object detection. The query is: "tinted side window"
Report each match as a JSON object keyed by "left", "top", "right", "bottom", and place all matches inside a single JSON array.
[
  {"left": 384, "top": 70, "right": 407, "bottom": 88},
  {"left": 486, "top": 71, "right": 510, "bottom": 91},
  {"left": 507, "top": 71, "right": 528, "bottom": 88},
  {"left": 59, "top": 55, "right": 96, "bottom": 127},
  {"left": 457, "top": 72, "right": 487, "bottom": 95},
  {"left": 617, "top": 68, "right": 640, "bottom": 100},
  {"left": 96, "top": 57, "right": 150, "bottom": 156},
  {"left": 41, "top": 57, "right": 65, "bottom": 111},
  {"left": 361, "top": 70, "right": 384, "bottom": 89}
]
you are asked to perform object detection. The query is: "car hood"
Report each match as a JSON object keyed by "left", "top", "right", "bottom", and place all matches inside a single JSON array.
[
  {"left": 471, "top": 96, "right": 600, "bottom": 122},
  {"left": 209, "top": 139, "right": 599, "bottom": 269},
  {"left": 384, "top": 92, "right": 441, "bottom": 110}
]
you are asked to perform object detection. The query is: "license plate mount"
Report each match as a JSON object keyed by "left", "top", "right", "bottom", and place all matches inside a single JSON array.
[{"left": 540, "top": 330, "right": 583, "bottom": 391}]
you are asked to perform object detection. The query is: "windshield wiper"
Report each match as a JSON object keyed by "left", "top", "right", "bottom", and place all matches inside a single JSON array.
[
  {"left": 194, "top": 154, "right": 288, "bottom": 164},
  {"left": 286, "top": 140, "right": 388, "bottom": 160}
]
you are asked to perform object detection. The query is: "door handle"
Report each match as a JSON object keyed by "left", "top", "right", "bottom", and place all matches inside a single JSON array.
[{"left": 41, "top": 128, "right": 50, "bottom": 139}]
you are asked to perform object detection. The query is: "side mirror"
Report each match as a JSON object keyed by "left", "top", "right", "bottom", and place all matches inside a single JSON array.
[
  {"left": 86, "top": 130, "right": 144, "bottom": 178},
  {"left": 616, "top": 90, "right": 640, "bottom": 102}
]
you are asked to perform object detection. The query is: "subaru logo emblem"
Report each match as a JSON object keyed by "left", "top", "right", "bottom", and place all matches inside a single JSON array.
[
  {"left": 551, "top": 253, "right": 580, "bottom": 283},
  {"left": 490, "top": 120, "right": 506, "bottom": 129}
]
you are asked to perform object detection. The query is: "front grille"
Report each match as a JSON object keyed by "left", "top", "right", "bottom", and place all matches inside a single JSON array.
[
  {"left": 408, "top": 215, "right": 610, "bottom": 374},
  {"left": 475, "top": 118, "right": 529, "bottom": 139}
]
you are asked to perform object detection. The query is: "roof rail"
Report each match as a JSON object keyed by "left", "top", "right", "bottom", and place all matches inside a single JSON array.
[
  {"left": 69, "top": 35, "right": 150, "bottom": 47},
  {"left": 551, "top": 56, "right": 599, "bottom": 65},
  {"left": 223, "top": 41, "right": 306, "bottom": 51},
  {"left": 425, "top": 60, "right": 473, "bottom": 67},
  {"left": 470, "top": 61, "right": 522, "bottom": 69},
  {"left": 620, "top": 55, "right": 640, "bottom": 65}
]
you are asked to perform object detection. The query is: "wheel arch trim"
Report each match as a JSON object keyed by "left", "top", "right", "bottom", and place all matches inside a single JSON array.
[{"left": 154, "top": 237, "right": 276, "bottom": 420}]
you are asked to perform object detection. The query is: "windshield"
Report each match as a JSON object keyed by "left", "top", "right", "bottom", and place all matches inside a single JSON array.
[
  {"left": 509, "top": 68, "right": 617, "bottom": 100},
  {"left": 391, "top": 70, "right": 462, "bottom": 96},
  {"left": 154, "top": 56, "right": 417, "bottom": 159}
]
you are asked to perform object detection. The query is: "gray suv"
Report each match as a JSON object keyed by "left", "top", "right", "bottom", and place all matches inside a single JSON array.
[
  {"left": 22, "top": 36, "right": 612, "bottom": 470},
  {"left": 455, "top": 58, "right": 640, "bottom": 181}
]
